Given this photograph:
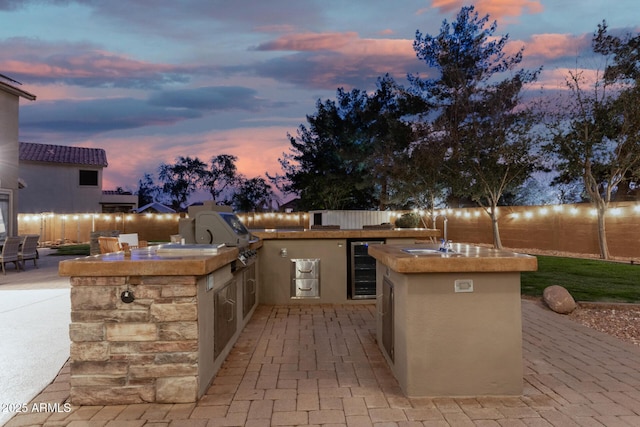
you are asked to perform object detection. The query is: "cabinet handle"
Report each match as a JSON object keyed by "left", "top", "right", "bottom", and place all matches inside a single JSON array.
[
  {"left": 298, "top": 286, "right": 313, "bottom": 291},
  {"left": 248, "top": 278, "right": 256, "bottom": 294},
  {"left": 224, "top": 298, "right": 235, "bottom": 321},
  {"left": 298, "top": 268, "right": 313, "bottom": 274}
]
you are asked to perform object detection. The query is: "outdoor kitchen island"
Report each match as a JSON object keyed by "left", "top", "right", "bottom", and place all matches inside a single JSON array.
[
  {"left": 368, "top": 242, "right": 538, "bottom": 397},
  {"left": 58, "top": 241, "right": 261, "bottom": 405},
  {"left": 252, "top": 228, "right": 440, "bottom": 304}
]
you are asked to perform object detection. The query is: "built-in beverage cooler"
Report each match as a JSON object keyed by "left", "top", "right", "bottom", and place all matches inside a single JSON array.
[{"left": 348, "top": 239, "right": 384, "bottom": 299}]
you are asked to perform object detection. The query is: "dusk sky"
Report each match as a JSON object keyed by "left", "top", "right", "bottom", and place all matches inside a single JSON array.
[{"left": 1, "top": 0, "right": 638, "bottom": 202}]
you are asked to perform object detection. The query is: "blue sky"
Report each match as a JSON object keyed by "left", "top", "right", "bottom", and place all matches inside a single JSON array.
[{"left": 1, "top": 0, "right": 637, "bottom": 200}]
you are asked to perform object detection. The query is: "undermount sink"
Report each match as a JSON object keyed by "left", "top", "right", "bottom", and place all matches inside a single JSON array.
[{"left": 401, "top": 248, "right": 462, "bottom": 257}]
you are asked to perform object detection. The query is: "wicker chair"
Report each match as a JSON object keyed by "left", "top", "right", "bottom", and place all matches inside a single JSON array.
[
  {"left": 18, "top": 234, "right": 39, "bottom": 269},
  {"left": 0, "top": 236, "right": 23, "bottom": 274},
  {"left": 98, "top": 236, "right": 121, "bottom": 254}
]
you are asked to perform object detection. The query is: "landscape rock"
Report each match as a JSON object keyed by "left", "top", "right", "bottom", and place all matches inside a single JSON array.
[{"left": 543, "top": 285, "right": 577, "bottom": 314}]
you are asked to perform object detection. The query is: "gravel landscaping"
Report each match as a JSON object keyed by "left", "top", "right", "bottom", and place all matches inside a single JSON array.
[{"left": 569, "top": 303, "right": 640, "bottom": 346}]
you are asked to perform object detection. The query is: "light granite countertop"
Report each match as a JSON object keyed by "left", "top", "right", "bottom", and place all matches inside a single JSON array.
[{"left": 368, "top": 242, "right": 538, "bottom": 273}]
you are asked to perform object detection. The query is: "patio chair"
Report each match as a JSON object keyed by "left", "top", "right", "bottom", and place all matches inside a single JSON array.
[
  {"left": 18, "top": 234, "right": 40, "bottom": 269},
  {"left": 98, "top": 236, "right": 121, "bottom": 254},
  {"left": 0, "top": 236, "right": 23, "bottom": 274}
]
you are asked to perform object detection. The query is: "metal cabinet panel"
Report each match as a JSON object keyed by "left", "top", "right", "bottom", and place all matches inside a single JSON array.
[
  {"left": 214, "top": 278, "right": 237, "bottom": 359},
  {"left": 290, "top": 258, "right": 320, "bottom": 298},
  {"left": 242, "top": 263, "right": 257, "bottom": 318}
]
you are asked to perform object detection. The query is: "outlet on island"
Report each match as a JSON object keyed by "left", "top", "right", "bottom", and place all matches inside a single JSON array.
[{"left": 454, "top": 279, "right": 473, "bottom": 293}]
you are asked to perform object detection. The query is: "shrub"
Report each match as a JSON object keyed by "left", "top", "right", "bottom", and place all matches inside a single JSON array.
[{"left": 395, "top": 213, "right": 420, "bottom": 228}]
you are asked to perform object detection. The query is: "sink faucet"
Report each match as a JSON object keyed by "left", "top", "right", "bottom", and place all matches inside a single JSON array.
[
  {"left": 439, "top": 239, "right": 453, "bottom": 253},
  {"left": 431, "top": 213, "right": 448, "bottom": 242}
]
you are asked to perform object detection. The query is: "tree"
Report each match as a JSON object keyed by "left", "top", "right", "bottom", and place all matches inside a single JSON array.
[
  {"left": 408, "top": 6, "right": 541, "bottom": 248},
  {"left": 362, "top": 75, "right": 416, "bottom": 210},
  {"left": 546, "top": 22, "right": 640, "bottom": 259},
  {"left": 136, "top": 173, "right": 160, "bottom": 207},
  {"left": 204, "top": 154, "right": 238, "bottom": 204},
  {"left": 274, "top": 89, "right": 378, "bottom": 210},
  {"left": 232, "top": 177, "right": 274, "bottom": 212},
  {"left": 158, "top": 156, "right": 207, "bottom": 211},
  {"left": 387, "top": 129, "right": 450, "bottom": 219}
]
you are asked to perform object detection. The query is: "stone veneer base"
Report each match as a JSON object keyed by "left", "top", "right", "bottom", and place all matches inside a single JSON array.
[{"left": 69, "top": 274, "right": 201, "bottom": 405}]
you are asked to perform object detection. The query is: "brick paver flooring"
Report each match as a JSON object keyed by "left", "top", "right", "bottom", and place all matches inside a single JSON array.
[{"left": 6, "top": 301, "right": 640, "bottom": 426}]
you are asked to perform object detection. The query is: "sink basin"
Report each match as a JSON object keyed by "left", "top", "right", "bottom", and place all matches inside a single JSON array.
[
  {"left": 401, "top": 248, "right": 462, "bottom": 256},
  {"left": 156, "top": 243, "right": 225, "bottom": 255}
]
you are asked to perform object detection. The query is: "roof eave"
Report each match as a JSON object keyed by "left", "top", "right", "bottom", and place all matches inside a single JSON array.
[{"left": 0, "top": 81, "right": 36, "bottom": 101}]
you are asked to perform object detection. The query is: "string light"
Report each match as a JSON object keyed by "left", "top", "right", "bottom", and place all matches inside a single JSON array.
[{"left": 15, "top": 204, "right": 639, "bottom": 247}]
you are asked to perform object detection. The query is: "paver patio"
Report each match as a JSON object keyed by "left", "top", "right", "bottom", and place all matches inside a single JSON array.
[{"left": 5, "top": 295, "right": 640, "bottom": 426}]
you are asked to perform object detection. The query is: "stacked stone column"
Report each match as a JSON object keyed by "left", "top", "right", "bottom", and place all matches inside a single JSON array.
[{"left": 68, "top": 275, "right": 200, "bottom": 404}]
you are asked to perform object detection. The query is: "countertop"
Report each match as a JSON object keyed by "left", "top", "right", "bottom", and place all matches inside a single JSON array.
[
  {"left": 59, "top": 240, "right": 262, "bottom": 277},
  {"left": 252, "top": 228, "right": 440, "bottom": 240},
  {"left": 368, "top": 243, "right": 538, "bottom": 273}
]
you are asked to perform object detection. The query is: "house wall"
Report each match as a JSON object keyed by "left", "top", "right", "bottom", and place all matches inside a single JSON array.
[
  {"left": 0, "top": 89, "right": 20, "bottom": 237},
  {"left": 18, "top": 161, "right": 104, "bottom": 213}
]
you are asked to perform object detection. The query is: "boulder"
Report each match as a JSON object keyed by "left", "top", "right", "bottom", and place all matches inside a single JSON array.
[{"left": 543, "top": 285, "right": 577, "bottom": 314}]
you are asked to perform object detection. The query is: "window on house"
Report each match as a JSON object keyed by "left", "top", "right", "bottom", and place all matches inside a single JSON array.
[{"left": 79, "top": 170, "right": 99, "bottom": 186}]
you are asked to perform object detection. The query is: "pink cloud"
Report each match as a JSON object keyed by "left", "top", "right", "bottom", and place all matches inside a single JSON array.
[
  {"left": 256, "top": 32, "right": 359, "bottom": 51},
  {"left": 517, "top": 33, "right": 591, "bottom": 60},
  {"left": 0, "top": 38, "right": 188, "bottom": 88},
  {"left": 253, "top": 31, "right": 418, "bottom": 89},
  {"left": 424, "top": 0, "right": 543, "bottom": 20},
  {"left": 97, "top": 126, "right": 292, "bottom": 195},
  {"left": 539, "top": 67, "right": 605, "bottom": 90},
  {"left": 257, "top": 31, "right": 413, "bottom": 57}
]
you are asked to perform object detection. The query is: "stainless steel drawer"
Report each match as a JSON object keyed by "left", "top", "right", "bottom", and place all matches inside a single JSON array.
[
  {"left": 292, "top": 278, "right": 320, "bottom": 298},
  {"left": 290, "top": 259, "right": 320, "bottom": 298},
  {"left": 292, "top": 259, "right": 318, "bottom": 279}
]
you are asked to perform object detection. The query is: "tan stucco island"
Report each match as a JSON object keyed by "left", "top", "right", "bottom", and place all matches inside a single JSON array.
[
  {"left": 59, "top": 242, "right": 261, "bottom": 405},
  {"left": 252, "top": 228, "right": 440, "bottom": 304},
  {"left": 368, "top": 242, "right": 538, "bottom": 397}
]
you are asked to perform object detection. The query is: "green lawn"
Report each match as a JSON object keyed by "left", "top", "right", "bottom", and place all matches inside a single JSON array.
[{"left": 521, "top": 255, "right": 640, "bottom": 303}]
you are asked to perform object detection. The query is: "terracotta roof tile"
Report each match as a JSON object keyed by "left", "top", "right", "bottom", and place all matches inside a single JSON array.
[{"left": 19, "top": 142, "right": 108, "bottom": 167}]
